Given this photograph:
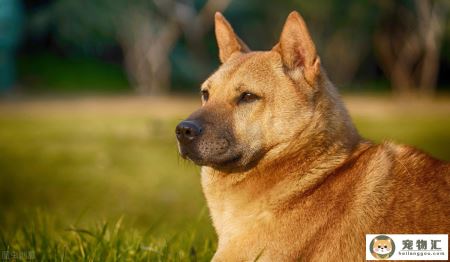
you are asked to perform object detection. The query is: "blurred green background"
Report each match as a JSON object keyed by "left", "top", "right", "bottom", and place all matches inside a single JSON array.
[
  {"left": 2, "top": 0, "right": 450, "bottom": 95},
  {"left": 1, "top": 0, "right": 450, "bottom": 261}
]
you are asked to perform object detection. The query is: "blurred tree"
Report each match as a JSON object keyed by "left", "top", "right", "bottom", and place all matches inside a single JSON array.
[
  {"left": 0, "top": 0, "right": 24, "bottom": 92},
  {"left": 118, "top": 0, "right": 231, "bottom": 94},
  {"left": 374, "top": 0, "right": 449, "bottom": 97},
  {"left": 29, "top": 0, "right": 230, "bottom": 94}
]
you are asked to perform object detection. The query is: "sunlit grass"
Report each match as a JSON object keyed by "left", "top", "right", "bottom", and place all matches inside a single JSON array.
[
  {"left": 0, "top": 210, "right": 215, "bottom": 261},
  {"left": 0, "top": 110, "right": 215, "bottom": 261}
]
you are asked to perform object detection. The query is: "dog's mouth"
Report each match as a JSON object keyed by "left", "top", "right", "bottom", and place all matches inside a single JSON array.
[
  {"left": 207, "top": 153, "right": 243, "bottom": 171},
  {"left": 179, "top": 144, "right": 243, "bottom": 170},
  {"left": 217, "top": 154, "right": 242, "bottom": 166}
]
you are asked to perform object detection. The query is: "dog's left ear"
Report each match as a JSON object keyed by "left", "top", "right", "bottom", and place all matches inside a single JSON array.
[
  {"left": 273, "top": 11, "right": 320, "bottom": 85},
  {"left": 215, "top": 12, "right": 250, "bottom": 63}
]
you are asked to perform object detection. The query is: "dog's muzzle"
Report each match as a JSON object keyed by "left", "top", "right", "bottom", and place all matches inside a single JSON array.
[{"left": 175, "top": 114, "right": 244, "bottom": 170}]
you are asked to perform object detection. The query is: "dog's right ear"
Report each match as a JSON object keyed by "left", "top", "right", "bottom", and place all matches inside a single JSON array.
[{"left": 215, "top": 12, "right": 250, "bottom": 63}]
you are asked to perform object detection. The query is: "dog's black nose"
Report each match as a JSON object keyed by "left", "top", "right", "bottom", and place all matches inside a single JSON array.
[{"left": 176, "top": 120, "right": 202, "bottom": 142}]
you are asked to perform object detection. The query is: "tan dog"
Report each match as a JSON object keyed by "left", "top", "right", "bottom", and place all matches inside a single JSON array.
[{"left": 175, "top": 11, "right": 450, "bottom": 261}]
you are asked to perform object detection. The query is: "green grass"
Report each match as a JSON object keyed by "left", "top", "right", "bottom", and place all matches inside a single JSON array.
[
  {"left": 0, "top": 109, "right": 215, "bottom": 261},
  {"left": 0, "top": 97, "right": 449, "bottom": 261},
  {"left": 1, "top": 211, "right": 215, "bottom": 261}
]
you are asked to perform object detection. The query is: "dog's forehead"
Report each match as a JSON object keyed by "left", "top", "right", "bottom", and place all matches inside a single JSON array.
[{"left": 202, "top": 51, "right": 282, "bottom": 93}]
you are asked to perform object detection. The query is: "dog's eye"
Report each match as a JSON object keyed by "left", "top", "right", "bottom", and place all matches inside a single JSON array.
[
  {"left": 201, "top": 90, "right": 209, "bottom": 102},
  {"left": 378, "top": 245, "right": 381, "bottom": 248},
  {"left": 238, "top": 92, "right": 259, "bottom": 104},
  {"left": 384, "top": 245, "right": 387, "bottom": 248}
]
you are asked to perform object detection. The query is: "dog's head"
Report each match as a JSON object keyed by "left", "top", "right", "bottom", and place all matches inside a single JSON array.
[{"left": 176, "top": 12, "right": 326, "bottom": 172}]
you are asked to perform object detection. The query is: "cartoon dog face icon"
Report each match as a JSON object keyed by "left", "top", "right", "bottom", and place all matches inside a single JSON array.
[
  {"left": 370, "top": 236, "right": 395, "bottom": 259},
  {"left": 373, "top": 239, "right": 393, "bottom": 254}
]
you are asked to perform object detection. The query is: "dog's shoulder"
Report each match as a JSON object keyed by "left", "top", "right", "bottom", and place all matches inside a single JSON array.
[
  {"left": 351, "top": 141, "right": 449, "bottom": 179},
  {"left": 335, "top": 141, "right": 450, "bottom": 234},
  {"left": 335, "top": 140, "right": 449, "bottom": 208},
  {"left": 383, "top": 141, "right": 450, "bottom": 178}
]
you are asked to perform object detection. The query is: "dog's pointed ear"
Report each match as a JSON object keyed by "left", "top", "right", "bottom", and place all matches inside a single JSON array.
[
  {"left": 273, "top": 11, "right": 320, "bottom": 85},
  {"left": 215, "top": 12, "right": 250, "bottom": 63}
]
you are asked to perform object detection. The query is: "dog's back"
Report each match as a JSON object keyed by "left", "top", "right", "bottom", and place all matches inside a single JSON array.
[
  {"left": 297, "top": 142, "right": 450, "bottom": 261},
  {"left": 369, "top": 143, "right": 450, "bottom": 234}
]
